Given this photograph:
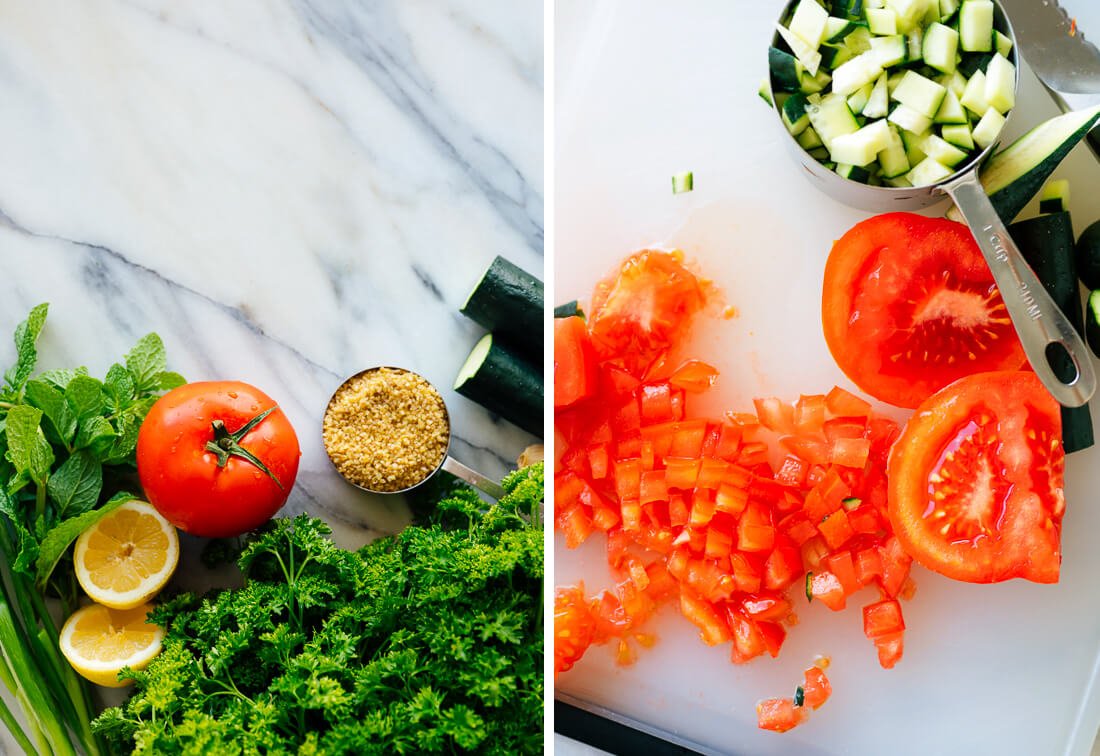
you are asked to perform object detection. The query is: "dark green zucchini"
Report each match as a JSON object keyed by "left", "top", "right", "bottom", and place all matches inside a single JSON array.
[
  {"left": 454, "top": 334, "right": 542, "bottom": 437},
  {"left": 460, "top": 256, "right": 543, "bottom": 362},
  {"left": 1010, "top": 211, "right": 1093, "bottom": 453},
  {"left": 1076, "top": 220, "right": 1100, "bottom": 290},
  {"left": 1038, "top": 179, "right": 1070, "bottom": 214},
  {"left": 1086, "top": 290, "right": 1100, "bottom": 359},
  {"left": 554, "top": 301, "right": 585, "bottom": 319},
  {"left": 769, "top": 47, "right": 802, "bottom": 94}
]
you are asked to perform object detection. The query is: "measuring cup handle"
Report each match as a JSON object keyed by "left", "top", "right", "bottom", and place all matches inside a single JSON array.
[
  {"left": 942, "top": 173, "right": 1096, "bottom": 408},
  {"left": 441, "top": 456, "right": 507, "bottom": 500}
]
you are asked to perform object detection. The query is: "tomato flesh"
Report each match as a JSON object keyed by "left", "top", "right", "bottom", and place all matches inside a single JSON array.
[
  {"left": 554, "top": 316, "right": 598, "bottom": 408},
  {"left": 888, "top": 371, "right": 1064, "bottom": 583},
  {"left": 822, "top": 213, "right": 1026, "bottom": 409}
]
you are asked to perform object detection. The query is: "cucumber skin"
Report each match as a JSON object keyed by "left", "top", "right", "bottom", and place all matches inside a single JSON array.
[
  {"left": 1010, "top": 212, "right": 1094, "bottom": 453},
  {"left": 461, "top": 256, "right": 544, "bottom": 362},
  {"left": 554, "top": 301, "right": 584, "bottom": 319},
  {"left": 1087, "top": 291, "right": 1100, "bottom": 359},
  {"left": 455, "top": 338, "right": 543, "bottom": 437},
  {"left": 1077, "top": 220, "right": 1100, "bottom": 291}
]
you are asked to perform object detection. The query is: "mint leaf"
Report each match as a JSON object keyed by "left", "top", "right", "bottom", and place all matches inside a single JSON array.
[
  {"left": 103, "top": 406, "right": 145, "bottom": 465},
  {"left": 64, "top": 375, "right": 105, "bottom": 421},
  {"left": 125, "top": 334, "right": 167, "bottom": 393},
  {"left": 3, "top": 303, "right": 48, "bottom": 394},
  {"left": 103, "top": 363, "right": 135, "bottom": 412},
  {"left": 35, "top": 492, "right": 134, "bottom": 589},
  {"left": 38, "top": 367, "right": 88, "bottom": 391},
  {"left": 24, "top": 379, "right": 76, "bottom": 448},
  {"left": 46, "top": 450, "right": 102, "bottom": 517},
  {"left": 5, "top": 405, "right": 54, "bottom": 488},
  {"left": 0, "top": 487, "right": 38, "bottom": 576},
  {"left": 151, "top": 371, "right": 186, "bottom": 391}
]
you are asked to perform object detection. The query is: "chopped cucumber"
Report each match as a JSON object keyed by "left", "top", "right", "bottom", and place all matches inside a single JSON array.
[
  {"left": 870, "top": 34, "right": 907, "bottom": 68},
  {"left": 921, "top": 133, "right": 969, "bottom": 166},
  {"left": 828, "top": 118, "right": 893, "bottom": 166},
  {"left": 789, "top": 0, "right": 830, "bottom": 49},
  {"left": 878, "top": 124, "right": 911, "bottom": 177},
  {"left": 959, "top": 0, "right": 994, "bottom": 52},
  {"left": 782, "top": 93, "right": 811, "bottom": 135},
  {"left": 797, "top": 125, "right": 825, "bottom": 150},
  {"left": 941, "top": 123, "right": 974, "bottom": 150},
  {"left": 1078, "top": 220, "right": 1100, "bottom": 290},
  {"left": 892, "top": 70, "right": 947, "bottom": 118},
  {"left": 1039, "top": 179, "right": 1070, "bottom": 214},
  {"left": 959, "top": 69, "right": 990, "bottom": 116},
  {"left": 971, "top": 107, "right": 1005, "bottom": 149},
  {"left": 994, "top": 29, "right": 1013, "bottom": 58},
  {"left": 807, "top": 93, "right": 861, "bottom": 147},
  {"left": 984, "top": 53, "right": 1015, "bottom": 113},
  {"left": 847, "top": 81, "right": 875, "bottom": 114},
  {"left": 832, "top": 50, "right": 884, "bottom": 95},
  {"left": 776, "top": 23, "right": 823, "bottom": 76},
  {"left": 922, "top": 22, "right": 958, "bottom": 73},
  {"left": 907, "top": 156, "right": 953, "bottom": 185},
  {"left": 933, "top": 89, "right": 968, "bottom": 124},
  {"left": 758, "top": 77, "right": 775, "bottom": 107},
  {"left": 863, "top": 73, "right": 890, "bottom": 118},
  {"left": 1087, "top": 291, "right": 1100, "bottom": 360},
  {"left": 866, "top": 7, "right": 897, "bottom": 35},
  {"left": 769, "top": 47, "right": 803, "bottom": 93},
  {"left": 672, "top": 171, "right": 694, "bottom": 194},
  {"left": 888, "top": 103, "right": 933, "bottom": 134}
]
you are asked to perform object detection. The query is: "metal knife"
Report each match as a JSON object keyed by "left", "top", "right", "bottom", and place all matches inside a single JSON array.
[{"left": 1000, "top": 0, "right": 1100, "bottom": 159}]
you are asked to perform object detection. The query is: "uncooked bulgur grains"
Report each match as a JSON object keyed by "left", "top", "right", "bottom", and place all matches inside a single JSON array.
[{"left": 322, "top": 368, "right": 450, "bottom": 492}]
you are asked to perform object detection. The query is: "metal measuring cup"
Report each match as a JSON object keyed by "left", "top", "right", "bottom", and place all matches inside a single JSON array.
[
  {"left": 768, "top": 0, "right": 1096, "bottom": 407},
  {"left": 322, "top": 366, "right": 505, "bottom": 499}
]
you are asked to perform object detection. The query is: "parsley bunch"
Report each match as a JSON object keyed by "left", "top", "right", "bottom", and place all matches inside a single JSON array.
[{"left": 94, "top": 464, "right": 545, "bottom": 755}]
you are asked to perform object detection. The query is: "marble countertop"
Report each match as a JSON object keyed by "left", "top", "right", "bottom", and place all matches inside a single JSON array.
[{"left": 0, "top": 0, "right": 542, "bottom": 743}]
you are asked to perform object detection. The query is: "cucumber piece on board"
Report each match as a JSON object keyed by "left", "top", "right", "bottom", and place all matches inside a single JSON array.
[
  {"left": 554, "top": 301, "right": 585, "bottom": 319},
  {"left": 1077, "top": 220, "right": 1100, "bottom": 290},
  {"left": 461, "top": 256, "right": 543, "bottom": 362},
  {"left": 1009, "top": 211, "right": 1093, "bottom": 453},
  {"left": 454, "top": 334, "right": 542, "bottom": 437}
]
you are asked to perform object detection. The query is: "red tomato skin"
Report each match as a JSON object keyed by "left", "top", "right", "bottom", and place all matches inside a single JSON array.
[
  {"left": 823, "top": 213, "right": 1026, "bottom": 409},
  {"left": 137, "top": 381, "right": 301, "bottom": 538}
]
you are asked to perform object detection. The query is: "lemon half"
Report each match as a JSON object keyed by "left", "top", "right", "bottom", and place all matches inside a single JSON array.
[
  {"left": 73, "top": 499, "right": 179, "bottom": 609},
  {"left": 58, "top": 603, "right": 164, "bottom": 687}
]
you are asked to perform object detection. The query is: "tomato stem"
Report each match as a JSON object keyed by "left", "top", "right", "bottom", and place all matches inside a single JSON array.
[{"left": 204, "top": 406, "right": 285, "bottom": 490}]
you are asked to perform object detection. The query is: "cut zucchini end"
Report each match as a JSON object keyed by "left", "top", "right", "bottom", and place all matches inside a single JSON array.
[
  {"left": 672, "top": 171, "right": 695, "bottom": 194},
  {"left": 454, "top": 333, "right": 493, "bottom": 390}
]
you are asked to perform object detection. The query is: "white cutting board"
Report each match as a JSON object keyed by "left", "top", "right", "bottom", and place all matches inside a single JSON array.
[{"left": 554, "top": 2, "right": 1100, "bottom": 754}]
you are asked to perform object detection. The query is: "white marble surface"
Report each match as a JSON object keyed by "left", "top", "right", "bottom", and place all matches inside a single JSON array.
[{"left": 0, "top": 0, "right": 541, "bottom": 749}]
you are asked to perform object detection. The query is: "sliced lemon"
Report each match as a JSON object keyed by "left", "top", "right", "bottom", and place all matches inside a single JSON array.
[
  {"left": 58, "top": 602, "right": 164, "bottom": 687},
  {"left": 74, "top": 499, "right": 179, "bottom": 609}
]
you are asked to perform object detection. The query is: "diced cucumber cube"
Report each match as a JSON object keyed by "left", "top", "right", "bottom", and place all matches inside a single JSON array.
[
  {"left": 887, "top": 70, "right": 907, "bottom": 94},
  {"left": 921, "top": 133, "right": 969, "bottom": 166},
  {"left": 907, "top": 156, "right": 955, "bottom": 185},
  {"left": 941, "top": 123, "right": 974, "bottom": 149},
  {"left": 886, "top": 0, "right": 929, "bottom": 33},
  {"left": 889, "top": 102, "right": 934, "bottom": 134},
  {"left": 789, "top": 0, "right": 830, "bottom": 49},
  {"left": 994, "top": 30, "right": 1013, "bottom": 58},
  {"left": 959, "top": 0, "right": 994, "bottom": 52},
  {"left": 797, "top": 125, "right": 825, "bottom": 150},
  {"left": 938, "top": 69, "right": 968, "bottom": 98},
  {"left": 845, "top": 25, "right": 874, "bottom": 54},
  {"left": 878, "top": 124, "right": 911, "bottom": 177},
  {"left": 848, "top": 81, "right": 875, "bottom": 113},
  {"left": 934, "top": 89, "right": 968, "bottom": 124},
  {"left": 776, "top": 23, "right": 823, "bottom": 76},
  {"left": 892, "top": 70, "right": 947, "bottom": 118},
  {"left": 832, "top": 51, "right": 884, "bottom": 95},
  {"left": 800, "top": 68, "right": 833, "bottom": 94},
  {"left": 984, "top": 53, "right": 1015, "bottom": 113},
  {"left": 923, "top": 22, "right": 959, "bottom": 73},
  {"left": 820, "top": 44, "right": 853, "bottom": 70},
  {"left": 836, "top": 0, "right": 866, "bottom": 19},
  {"left": 870, "top": 35, "right": 908, "bottom": 67},
  {"left": 758, "top": 78, "right": 775, "bottom": 108},
  {"left": 806, "top": 93, "right": 861, "bottom": 147},
  {"left": 960, "top": 69, "right": 990, "bottom": 116},
  {"left": 923, "top": 1, "right": 941, "bottom": 25},
  {"left": 971, "top": 107, "right": 1006, "bottom": 148},
  {"left": 863, "top": 73, "right": 890, "bottom": 118},
  {"left": 808, "top": 147, "right": 832, "bottom": 160},
  {"left": 782, "top": 93, "right": 811, "bottom": 135},
  {"left": 865, "top": 0, "right": 886, "bottom": 8},
  {"left": 865, "top": 7, "right": 897, "bottom": 35},
  {"left": 939, "top": 0, "right": 960, "bottom": 22},
  {"left": 828, "top": 118, "right": 893, "bottom": 166},
  {"left": 826, "top": 17, "right": 862, "bottom": 43},
  {"left": 884, "top": 175, "right": 914, "bottom": 187},
  {"left": 835, "top": 163, "right": 872, "bottom": 183},
  {"left": 907, "top": 27, "right": 924, "bottom": 62}
]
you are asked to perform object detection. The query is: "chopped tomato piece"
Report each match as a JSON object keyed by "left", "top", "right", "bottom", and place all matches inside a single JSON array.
[
  {"left": 863, "top": 599, "right": 905, "bottom": 639},
  {"left": 801, "top": 666, "right": 831, "bottom": 710},
  {"left": 753, "top": 397, "right": 796, "bottom": 434},
  {"left": 825, "top": 550, "right": 860, "bottom": 596},
  {"left": 639, "top": 383, "right": 675, "bottom": 424},
  {"left": 825, "top": 386, "right": 872, "bottom": 418},
  {"left": 818, "top": 509, "right": 855, "bottom": 551},
  {"left": 669, "top": 360, "right": 720, "bottom": 392},
  {"left": 874, "top": 631, "right": 904, "bottom": 669},
  {"left": 554, "top": 585, "right": 597, "bottom": 678},
  {"left": 808, "top": 571, "right": 846, "bottom": 611},
  {"left": 764, "top": 542, "right": 803, "bottom": 592},
  {"left": 741, "top": 594, "right": 792, "bottom": 622},
  {"left": 830, "top": 437, "right": 871, "bottom": 468},
  {"left": 757, "top": 698, "right": 808, "bottom": 733},
  {"left": 680, "top": 588, "right": 731, "bottom": 646},
  {"left": 554, "top": 316, "right": 599, "bottom": 408},
  {"left": 757, "top": 620, "right": 787, "bottom": 658},
  {"left": 794, "top": 394, "right": 826, "bottom": 434}
]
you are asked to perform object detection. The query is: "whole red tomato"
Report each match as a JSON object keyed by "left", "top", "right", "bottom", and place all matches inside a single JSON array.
[{"left": 137, "top": 381, "right": 301, "bottom": 538}]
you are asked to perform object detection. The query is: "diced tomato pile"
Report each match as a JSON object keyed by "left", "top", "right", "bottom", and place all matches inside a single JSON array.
[{"left": 553, "top": 250, "right": 917, "bottom": 716}]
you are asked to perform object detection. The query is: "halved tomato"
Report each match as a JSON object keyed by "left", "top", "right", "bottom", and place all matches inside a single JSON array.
[
  {"left": 822, "top": 213, "right": 1026, "bottom": 409},
  {"left": 887, "top": 371, "right": 1064, "bottom": 583}
]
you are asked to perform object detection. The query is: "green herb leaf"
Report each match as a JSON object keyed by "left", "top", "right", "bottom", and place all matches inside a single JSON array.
[
  {"left": 64, "top": 374, "right": 106, "bottom": 421},
  {"left": 5, "top": 405, "right": 54, "bottom": 488},
  {"left": 24, "top": 379, "right": 77, "bottom": 447},
  {"left": 3, "top": 303, "right": 48, "bottom": 395},
  {"left": 35, "top": 491, "right": 135, "bottom": 589},
  {"left": 0, "top": 486, "right": 39, "bottom": 576},
  {"left": 37, "top": 366, "right": 89, "bottom": 391},
  {"left": 103, "top": 363, "right": 135, "bottom": 412},
  {"left": 46, "top": 450, "right": 102, "bottom": 518},
  {"left": 74, "top": 415, "right": 116, "bottom": 456},
  {"left": 151, "top": 371, "right": 186, "bottom": 391},
  {"left": 124, "top": 333, "right": 168, "bottom": 393}
]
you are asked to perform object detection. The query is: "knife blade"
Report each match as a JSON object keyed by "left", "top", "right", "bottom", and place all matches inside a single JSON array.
[{"left": 1001, "top": 0, "right": 1100, "bottom": 158}]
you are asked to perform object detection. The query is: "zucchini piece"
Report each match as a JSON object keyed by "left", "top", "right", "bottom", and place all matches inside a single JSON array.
[
  {"left": 836, "top": 0, "right": 865, "bottom": 20},
  {"left": 1009, "top": 212, "right": 1093, "bottom": 452},
  {"left": 957, "top": 52, "right": 992, "bottom": 78},
  {"left": 892, "top": 70, "right": 947, "bottom": 118},
  {"left": 888, "top": 103, "right": 933, "bottom": 134},
  {"left": 806, "top": 93, "right": 860, "bottom": 147},
  {"left": 978, "top": 105, "right": 1100, "bottom": 222},
  {"left": 887, "top": 0, "right": 927, "bottom": 34},
  {"left": 820, "top": 43, "right": 853, "bottom": 71},
  {"left": 782, "top": 93, "right": 811, "bottom": 135},
  {"left": 788, "top": 0, "right": 830, "bottom": 49},
  {"left": 906, "top": 156, "right": 953, "bottom": 186},
  {"left": 933, "top": 88, "right": 968, "bottom": 124},
  {"left": 832, "top": 50, "right": 884, "bottom": 96},
  {"left": 983, "top": 53, "right": 1015, "bottom": 114},
  {"left": 994, "top": 29, "right": 1013, "bottom": 58},
  {"left": 869, "top": 34, "right": 907, "bottom": 68},
  {"left": 959, "top": 69, "right": 990, "bottom": 116},
  {"left": 862, "top": 73, "right": 890, "bottom": 118},
  {"left": 797, "top": 125, "right": 825, "bottom": 150},
  {"left": 959, "top": 0, "right": 993, "bottom": 52},
  {"left": 672, "top": 171, "right": 694, "bottom": 194},
  {"left": 939, "top": 0, "right": 960, "bottom": 22},
  {"left": 865, "top": 7, "right": 897, "bottom": 35},
  {"left": 921, "top": 133, "right": 968, "bottom": 167},
  {"left": 758, "top": 77, "right": 774, "bottom": 107},
  {"left": 1086, "top": 290, "right": 1100, "bottom": 359},
  {"left": 826, "top": 17, "right": 865, "bottom": 43},
  {"left": 1076, "top": 220, "right": 1100, "bottom": 290},
  {"left": 554, "top": 301, "right": 584, "bottom": 319},
  {"left": 769, "top": 47, "right": 803, "bottom": 94},
  {"left": 828, "top": 119, "right": 892, "bottom": 166},
  {"left": 461, "top": 256, "right": 544, "bottom": 362},
  {"left": 1039, "top": 179, "right": 1070, "bottom": 215},
  {"left": 776, "top": 22, "right": 823, "bottom": 76},
  {"left": 800, "top": 67, "right": 833, "bottom": 94},
  {"left": 922, "top": 22, "right": 959, "bottom": 73},
  {"left": 454, "top": 334, "right": 542, "bottom": 437},
  {"left": 941, "top": 122, "right": 974, "bottom": 150},
  {"left": 970, "top": 107, "right": 1005, "bottom": 149},
  {"left": 835, "top": 163, "right": 871, "bottom": 183},
  {"left": 846, "top": 81, "right": 874, "bottom": 115}
]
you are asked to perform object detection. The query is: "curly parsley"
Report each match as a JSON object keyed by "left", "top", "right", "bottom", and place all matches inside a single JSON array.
[{"left": 93, "top": 464, "right": 544, "bottom": 755}]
